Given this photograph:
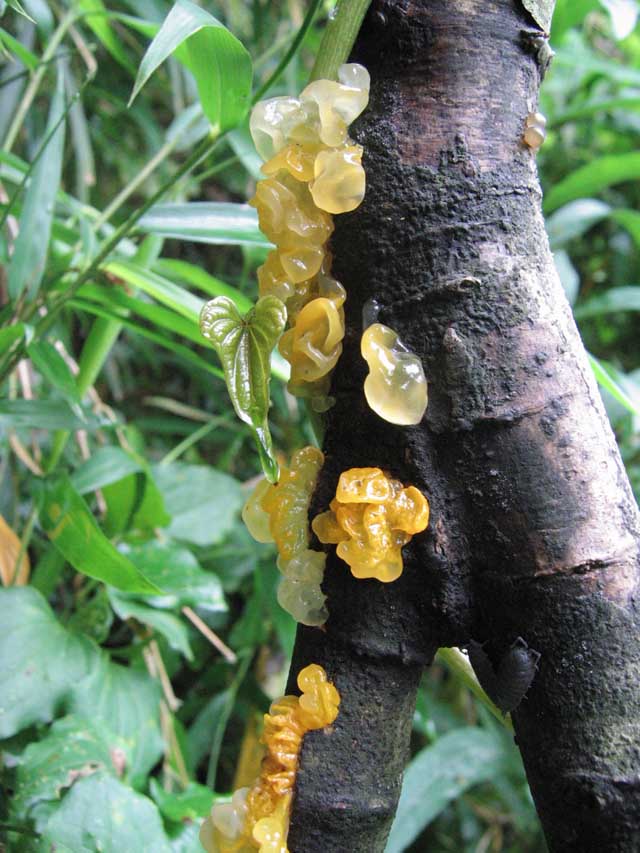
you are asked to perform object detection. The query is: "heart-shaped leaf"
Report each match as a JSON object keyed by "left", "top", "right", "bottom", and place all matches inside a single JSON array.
[
  {"left": 200, "top": 295, "right": 286, "bottom": 482},
  {"left": 129, "top": 0, "right": 252, "bottom": 134}
]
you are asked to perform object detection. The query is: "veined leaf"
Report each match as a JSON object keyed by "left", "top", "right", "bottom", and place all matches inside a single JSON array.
[
  {"left": 27, "top": 340, "right": 81, "bottom": 404},
  {"left": 38, "top": 475, "right": 160, "bottom": 594},
  {"left": 138, "top": 202, "right": 271, "bottom": 248},
  {"left": 0, "top": 399, "right": 103, "bottom": 430},
  {"left": 588, "top": 353, "right": 640, "bottom": 418},
  {"left": 129, "top": 0, "right": 252, "bottom": 134},
  {"left": 154, "top": 258, "right": 253, "bottom": 312},
  {"left": 71, "top": 447, "right": 143, "bottom": 495},
  {"left": 544, "top": 152, "right": 640, "bottom": 213},
  {"left": 8, "top": 63, "right": 66, "bottom": 299},
  {"left": 575, "top": 286, "right": 640, "bottom": 319},
  {"left": 77, "top": 0, "right": 136, "bottom": 74},
  {"left": 200, "top": 296, "right": 286, "bottom": 481}
]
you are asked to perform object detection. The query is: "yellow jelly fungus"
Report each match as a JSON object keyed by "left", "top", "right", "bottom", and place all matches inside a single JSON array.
[
  {"left": 523, "top": 111, "right": 546, "bottom": 151},
  {"left": 278, "top": 297, "right": 345, "bottom": 386},
  {"left": 248, "top": 64, "right": 370, "bottom": 407},
  {"left": 200, "top": 665, "right": 340, "bottom": 853},
  {"left": 361, "top": 323, "right": 428, "bottom": 426},
  {"left": 312, "top": 468, "right": 429, "bottom": 583},
  {"left": 309, "top": 146, "right": 365, "bottom": 214},
  {"left": 243, "top": 447, "right": 328, "bottom": 627}
]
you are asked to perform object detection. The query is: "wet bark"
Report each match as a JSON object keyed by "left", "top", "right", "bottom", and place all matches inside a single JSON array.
[{"left": 286, "top": 2, "right": 640, "bottom": 851}]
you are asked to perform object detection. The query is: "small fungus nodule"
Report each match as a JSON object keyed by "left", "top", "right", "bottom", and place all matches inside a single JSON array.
[
  {"left": 361, "top": 323, "right": 428, "bottom": 425},
  {"left": 523, "top": 111, "right": 547, "bottom": 151}
]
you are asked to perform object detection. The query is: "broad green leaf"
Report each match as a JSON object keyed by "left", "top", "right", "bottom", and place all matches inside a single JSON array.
[
  {"left": 0, "top": 27, "right": 39, "bottom": 67},
  {"left": 102, "top": 466, "right": 171, "bottom": 537},
  {"left": 138, "top": 202, "right": 271, "bottom": 248},
  {"left": 67, "top": 587, "right": 114, "bottom": 644},
  {"left": 130, "top": 0, "right": 252, "bottom": 134},
  {"left": 68, "top": 657, "right": 164, "bottom": 786},
  {"left": 77, "top": 0, "right": 136, "bottom": 74},
  {"left": 0, "top": 399, "right": 98, "bottom": 430},
  {"left": 0, "top": 587, "right": 98, "bottom": 738},
  {"left": 152, "top": 462, "right": 243, "bottom": 546},
  {"left": 0, "top": 322, "right": 28, "bottom": 352},
  {"left": 8, "top": 64, "right": 66, "bottom": 299},
  {"left": 155, "top": 258, "right": 253, "bottom": 312},
  {"left": 200, "top": 295, "right": 287, "bottom": 481},
  {"left": 38, "top": 475, "right": 160, "bottom": 594},
  {"left": 544, "top": 153, "right": 640, "bottom": 213},
  {"left": 71, "top": 446, "right": 143, "bottom": 494},
  {"left": 122, "top": 541, "right": 226, "bottom": 612},
  {"left": 385, "top": 728, "right": 509, "bottom": 853},
  {"left": 27, "top": 340, "right": 81, "bottom": 404},
  {"left": 109, "top": 592, "right": 193, "bottom": 659},
  {"left": 575, "top": 286, "right": 640, "bottom": 318},
  {"left": 149, "top": 779, "right": 214, "bottom": 822},
  {"left": 11, "top": 715, "right": 113, "bottom": 820},
  {"left": 588, "top": 353, "right": 640, "bottom": 417},
  {"left": 546, "top": 199, "right": 611, "bottom": 249},
  {"left": 41, "top": 772, "right": 172, "bottom": 852}
]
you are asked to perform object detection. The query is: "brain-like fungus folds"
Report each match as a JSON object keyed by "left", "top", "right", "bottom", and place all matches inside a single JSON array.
[
  {"left": 249, "top": 64, "right": 370, "bottom": 407},
  {"left": 243, "top": 447, "right": 328, "bottom": 626},
  {"left": 313, "top": 468, "right": 430, "bottom": 583},
  {"left": 200, "top": 665, "right": 340, "bottom": 853}
]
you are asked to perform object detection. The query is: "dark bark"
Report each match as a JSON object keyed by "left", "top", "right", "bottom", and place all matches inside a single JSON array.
[{"left": 286, "top": 2, "right": 640, "bottom": 851}]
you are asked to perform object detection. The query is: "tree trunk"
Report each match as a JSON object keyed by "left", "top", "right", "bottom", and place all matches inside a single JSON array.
[{"left": 286, "top": 2, "right": 640, "bottom": 851}]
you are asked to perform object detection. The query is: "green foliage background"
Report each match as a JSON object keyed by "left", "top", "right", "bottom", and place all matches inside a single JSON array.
[{"left": 1, "top": 0, "right": 639, "bottom": 850}]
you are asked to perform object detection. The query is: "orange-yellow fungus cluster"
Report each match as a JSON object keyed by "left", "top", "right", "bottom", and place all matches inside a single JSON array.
[
  {"left": 249, "top": 64, "right": 370, "bottom": 409},
  {"left": 242, "top": 447, "right": 328, "bottom": 626},
  {"left": 200, "top": 664, "right": 340, "bottom": 853},
  {"left": 312, "top": 468, "right": 430, "bottom": 583}
]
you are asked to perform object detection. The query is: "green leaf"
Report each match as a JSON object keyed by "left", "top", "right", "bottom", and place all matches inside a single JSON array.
[
  {"left": 152, "top": 462, "right": 243, "bottom": 546},
  {"left": 77, "top": 0, "right": 136, "bottom": 74},
  {"left": 200, "top": 295, "right": 287, "bottom": 481},
  {"left": 155, "top": 258, "right": 253, "bottom": 311},
  {"left": 611, "top": 208, "right": 640, "bottom": 249},
  {"left": 575, "top": 286, "right": 640, "bottom": 319},
  {"left": 122, "top": 541, "right": 226, "bottom": 612},
  {"left": 11, "top": 715, "right": 114, "bottom": 820},
  {"left": 68, "top": 657, "right": 164, "bottom": 786},
  {"left": 67, "top": 587, "right": 114, "bottom": 644},
  {"left": 27, "top": 340, "right": 81, "bottom": 404},
  {"left": 546, "top": 199, "right": 611, "bottom": 249},
  {"left": 109, "top": 592, "right": 193, "bottom": 659},
  {"left": 103, "top": 259, "right": 204, "bottom": 322},
  {"left": 0, "top": 27, "right": 39, "bottom": 67},
  {"left": 71, "top": 446, "right": 143, "bottom": 494},
  {"left": 0, "top": 587, "right": 98, "bottom": 738},
  {"left": 544, "top": 153, "right": 640, "bottom": 214},
  {"left": 588, "top": 353, "right": 640, "bottom": 418},
  {"left": 41, "top": 772, "right": 172, "bottom": 852},
  {"left": 150, "top": 779, "right": 214, "bottom": 822},
  {"left": 130, "top": 0, "right": 252, "bottom": 134},
  {"left": 102, "top": 466, "right": 171, "bottom": 537},
  {"left": 0, "top": 399, "right": 98, "bottom": 430},
  {"left": 385, "top": 728, "right": 509, "bottom": 853},
  {"left": 8, "top": 63, "right": 66, "bottom": 299},
  {"left": 138, "top": 202, "right": 271, "bottom": 247},
  {"left": 5, "top": 0, "right": 35, "bottom": 23},
  {"left": 38, "top": 474, "right": 161, "bottom": 594}
]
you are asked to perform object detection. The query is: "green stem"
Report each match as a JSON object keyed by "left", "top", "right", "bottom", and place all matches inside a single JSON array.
[
  {"left": 159, "top": 420, "right": 218, "bottom": 465},
  {"left": 252, "top": 0, "right": 324, "bottom": 103},
  {"left": 310, "top": 0, "right": 372, "bottom": 81},
  {"left": 2, "top": 9, "right": 77, "bottom": 152}
]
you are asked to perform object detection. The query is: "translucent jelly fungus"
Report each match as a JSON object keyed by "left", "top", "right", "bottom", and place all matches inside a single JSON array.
[
  {"left": 523, "top": 111, "right": 546, "bottom": 150},
  {"left": 243, "top": 447, "right": 328, "bottom": 626},
  {"left": 361, "top": 323, "right": 428, "bottom": 425},
  {"left": 313, "top": 467, "right": 430, "bottom": 583},
  {"left": 249, "top": 64, "right": 370, "bottom": 406},
  {"left": 200, "top": 665, "right": 340, "bottom": 853}
]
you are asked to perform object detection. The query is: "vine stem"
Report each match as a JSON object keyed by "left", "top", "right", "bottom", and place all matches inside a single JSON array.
[{"left": 310, "top": 0, "right": 373, "bottom": 82}]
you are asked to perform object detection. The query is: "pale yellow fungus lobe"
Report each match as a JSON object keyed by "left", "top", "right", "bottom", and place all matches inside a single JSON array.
[
  {"left": 361, "top": 323, "right": 428, "bottom": 425},
  {"left": 523, "top": 111, "right": 546, "bottom": 150},
  {"left": 249, "top": 64, "right": 370, "bottom": 406},
  {"left": 200, "top": 665, "right": 340, "bottom": 853},
  {"left": 313, "top": 468, "right": 430, "bottom": 583},
  {"left": 242, "top": 447, "right": 328, "bottom": 627}
]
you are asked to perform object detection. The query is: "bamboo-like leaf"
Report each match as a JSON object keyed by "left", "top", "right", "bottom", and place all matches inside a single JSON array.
[
  {"left": 129, "top": 0, "right": 252, "bottom": 133},
  {"left": 7, "top": 64, "right": 66, "bottom": 299},
  {"left": 200, "top": 296, "right": 286, "bottom": 481},
  {"left": 138, "top": 202, "right": 270, "bottom": 248},
  {"left": 544, "top": 152, "right": 640, "bottom": 213}
]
